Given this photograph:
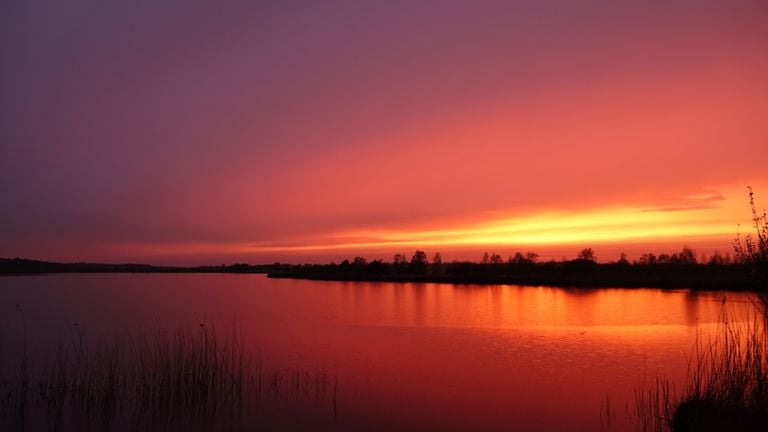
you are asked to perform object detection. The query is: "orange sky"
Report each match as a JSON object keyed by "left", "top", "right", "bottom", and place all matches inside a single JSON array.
[
  {"left": 97, "top": 183, "right": 767, "bottom": 263},
  {"left": 1, "top": 1, "right": 767, "bottom": 264}
]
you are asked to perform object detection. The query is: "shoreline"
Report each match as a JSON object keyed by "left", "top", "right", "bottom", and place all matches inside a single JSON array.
[
  {"left": 3, "top": 257, "right": 764, "bottom": 292},
  {"left": 266, "top": 271, "right": 762, "bottom": 291}
]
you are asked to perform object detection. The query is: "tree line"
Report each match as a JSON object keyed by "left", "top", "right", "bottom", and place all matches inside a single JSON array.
[
  {"left": 265, "top": 243, "right": 764, "bottom": 291},
  {"left": 327, "top": 245, "right": 737, "bottom": 275}
]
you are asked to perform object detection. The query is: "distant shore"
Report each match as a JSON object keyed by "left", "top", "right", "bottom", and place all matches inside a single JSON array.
[
  {"left": 263, "top": 247, "right": 766, "bottom": 292},
  {"left": 0, "top": 257, "right": 276, "bottom": 275},
  {"left": 3, "top": 257, "right": 764, "bottom": 291},
  {"left": 267, "top": 264, "right": 763, "bottom": 291}
]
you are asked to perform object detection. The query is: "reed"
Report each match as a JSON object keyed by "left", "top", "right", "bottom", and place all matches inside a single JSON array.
[
  {"left": 0, "top": 324, "right": 336, "bottom": 431},
  {"left": 635, "top": 303, "right": 768, "bottom": 431}
]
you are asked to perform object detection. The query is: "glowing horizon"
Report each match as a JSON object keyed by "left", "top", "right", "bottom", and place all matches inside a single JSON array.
[{"left": 66, "top": 183, "right": 764, "bottom": 265}]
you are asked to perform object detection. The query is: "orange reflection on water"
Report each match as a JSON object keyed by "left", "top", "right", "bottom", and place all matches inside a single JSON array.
[{"left": 0, "top": 275, "right": 758, "bottom": 431}]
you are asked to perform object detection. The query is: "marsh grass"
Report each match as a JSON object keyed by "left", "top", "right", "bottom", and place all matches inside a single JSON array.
[
  {"left": 0, "top": 324, "right": 336, "bottom": 431},
  {"left": 635, "top": 302, "right": 768, "bottom": 431},
  {"left": 634, "top": 377, "right": 674, "bottom": 432}
]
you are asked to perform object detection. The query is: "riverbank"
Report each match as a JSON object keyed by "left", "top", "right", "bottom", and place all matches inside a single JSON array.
[
  {"left": 4, "top": 257, "right": 764, "bottom": 291},
  {"left": 0, "top": 257, "right": 277, "bottom": 274},
  {"left": 267, "top": 262, "right": 764, "bottom": 291}
]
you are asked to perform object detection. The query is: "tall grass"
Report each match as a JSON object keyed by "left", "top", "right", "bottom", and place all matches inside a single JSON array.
[
  {"left": 635, "top": 302, "right": 768, "bottom": 431},
  {"left": 0, "top": 324, "right": 336, "bottom": 431},
  {"left": 734, "top": 187, "right": 768, "bottom": 314},
  {"left": 634, "top": 377, "right": 674, "bottom": 432}
]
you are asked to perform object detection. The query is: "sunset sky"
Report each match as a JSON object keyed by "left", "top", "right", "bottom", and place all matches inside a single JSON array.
[{"left": 2, "top": 0, "right": 767, "bottom": 264}]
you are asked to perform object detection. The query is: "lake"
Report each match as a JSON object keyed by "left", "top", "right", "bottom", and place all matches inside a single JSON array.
[{"left": 0, "top": 274, "right": 757, "bottom": 431}]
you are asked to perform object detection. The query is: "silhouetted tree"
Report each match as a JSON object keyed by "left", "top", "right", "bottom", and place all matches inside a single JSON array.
[
  {"left": 637, "top": 253, "right": 657, "bottom": 265},
  {"left": 432, "top": 252, "right": 444, "bottom": 275},
  {"left": 674, "top": 246, "right": 697, "bottom": 265},
  {"left": 576, "top": 248, "right": 596, "bottom": 262},
  {"left": 366, "top": 259, "right": 388, "bottom": 274},
  {"left": 481, "top": 252, "right": 490, "bottom": 264},
  {"left": 352, "top": 256, "right": 368, "bottom": 267},
  {"left": 708, "top": 250, "right": 730, "bottom": 265},
  {"left": 392, "top": 253, "right": 408, "bottom": 274},
  {"left": 411, "top": 250, "right": 427, "bottom": 264},
  {"left": 508, "top": 252, "right": 539, "bottom": 266},
  {"left": 617, "top": 252, "right": 629, "bottom": 266},
  {"left": 410, "top": 250, "right": 428, "bottom": 274},
  {"left": 489, "top": 253, "right": 503, "bottom": 265}
]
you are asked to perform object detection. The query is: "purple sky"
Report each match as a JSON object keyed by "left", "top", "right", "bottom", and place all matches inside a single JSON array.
[{"left": 2, "top": 0, "right": 767, "bottom": 264}]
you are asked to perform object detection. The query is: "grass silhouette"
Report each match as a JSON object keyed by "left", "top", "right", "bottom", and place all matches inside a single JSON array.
[
  {"left": 0, "top": 324, "right": 336, "bottom": 431},
  {"left": 635, "top": 302, "right": 768, "bottom": 431}
]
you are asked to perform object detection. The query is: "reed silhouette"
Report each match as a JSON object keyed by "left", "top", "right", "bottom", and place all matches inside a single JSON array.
[
  {"left": 734, "top": 186, "right": 768, "bottom": 311},
  {"left": 636, "top": 189, "right": 768, "bottom": 431},
  {"left": 0, "top": 324, "right": 336, "bottom": 431},
  {"left": 635, "top": 305, "right": 768, "bottom": 432}
]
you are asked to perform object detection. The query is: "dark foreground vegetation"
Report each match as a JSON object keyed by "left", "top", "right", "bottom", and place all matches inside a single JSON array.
[
  {"left": 635, "top": 306, "right": 768, "bottom": 432},
  {"left": 267, "top": 247, "right": 762, "bottom": 291},
  {"left": 637, "top": 187, "right": 768, "bottom": 431},
  {"left": 0, "top": 325, "right": 336, "bottom": 431}
]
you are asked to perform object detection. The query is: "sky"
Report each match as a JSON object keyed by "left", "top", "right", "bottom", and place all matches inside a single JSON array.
[{"left": 1, "top": 0, "right": 767, "bottom": 264}]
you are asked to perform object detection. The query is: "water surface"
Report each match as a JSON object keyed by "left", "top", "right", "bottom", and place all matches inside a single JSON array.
[{"left": 0, "top": 274, "right": 756, "bottom": 431}]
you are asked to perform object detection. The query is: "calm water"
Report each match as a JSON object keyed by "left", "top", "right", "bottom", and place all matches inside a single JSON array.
[{"left": 0, "top": 274, "right": 758, "bottom": 431}]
